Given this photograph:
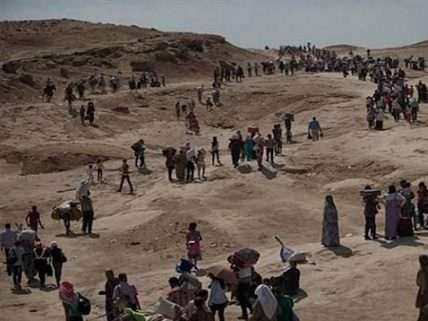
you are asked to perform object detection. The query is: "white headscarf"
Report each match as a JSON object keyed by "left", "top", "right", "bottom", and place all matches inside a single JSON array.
[{"left": 254, "top": 285, "right": 278, "bottom": 319}]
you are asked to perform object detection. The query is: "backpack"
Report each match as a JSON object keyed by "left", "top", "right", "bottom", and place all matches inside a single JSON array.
[{"left": 77, "top": 293, "right": 91, "bottom": 315}]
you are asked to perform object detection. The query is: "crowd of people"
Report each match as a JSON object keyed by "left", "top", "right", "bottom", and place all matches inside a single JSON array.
[
  {"left": 89, "top": 222, "right": 302, "bottom": 321},
  {"left": 361, "top": 180, "right": 428, "bottom": 241},
  {"left": 8, "top": 40, "right": 428, "bottom": 321},
  {"left": 0, "top": 224, "right": 67, "bottom": 291}
]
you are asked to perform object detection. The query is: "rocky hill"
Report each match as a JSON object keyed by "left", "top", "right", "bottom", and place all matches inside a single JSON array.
[{"left": 0, "top": 19, "right": 266, "bottom": 104}]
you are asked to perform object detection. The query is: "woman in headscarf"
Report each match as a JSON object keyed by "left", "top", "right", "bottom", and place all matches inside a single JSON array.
[
  {"left": 50, "top": 241, "right": 67, "bottom": 287},
  {"left": 272, "top": 285, "right": 295, "bottom": 321},
  {"left": 59, "top": 281, "right": 83, "bottom": 321},
  {"left": 417, "top": 255, "right": 428, "bottom": 321},
  {"left": 244, "top": 135, "right": 255, "bottom": 161},
  {"left": 229, "top": 134, "right": 243, "bottom": 168},
  {"left": 417, "top": 182, "right": 428, "bottom": 229},
  {"left": 250, "top": 284, "right": 278, "bottom": 321},
  {"left": 33, "top": 241, "right": 50, "bottom": 289},
  {"left": 399, "top": 181, "right": 415, "bottom": 236},
  {"left": 384, "top": 185, "right": 405, "bottom": 240},
  {"left": 175, "top": 148, "right": 187, "bottom": 183},
  {"left": 321, "top": 195, "right": 340, "bottom": 248}
]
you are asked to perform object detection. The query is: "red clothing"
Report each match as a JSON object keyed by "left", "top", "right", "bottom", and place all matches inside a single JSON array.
[{"left": 186, "top": 231, "right": 202, "bottom": 259}]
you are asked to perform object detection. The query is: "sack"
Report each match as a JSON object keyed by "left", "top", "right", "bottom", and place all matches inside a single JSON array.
[
  {"left": 307, "top": 133, "right": 312, "bottom": 140},
  {"left": 78, "top": 293, "right": 91, "bottom": 315},
  {"left": 46, "top": 264, "right": 53, "bottom": 277}
]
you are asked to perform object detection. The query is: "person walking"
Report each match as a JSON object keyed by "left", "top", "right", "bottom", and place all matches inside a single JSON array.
[
  {"left": 211, "top": 137, "right": 221, "bottom": 166},
  {"left": 117, "top": 159, "right": 134, "bottom": 194},
  {"left": 265, "top": 134, "right": 275, "bottom": 163},
  {"left": 96, "top": 159, "right": 104, "bottom": 184},
  {"left": 196, "top": 148, "right": 207, "bottom": 181},
  {"left": 374, "top": 108, "right": 384, "bottom": 130},
  {"left": 254, "top": 133, "right": 265, "bottom": 171},
  {"left": 81, "top": 195, "right": 95, "bottom": 235},
  {"left": 25, "top": 206, "right": 44, "bottom": 233},
  {"left": 308, "top": 117, "right": 323, "bottom": 141},
  {"left": 87, "top": 101, "right": 95, "bottom": 126},
  {"left": 250, "top": 285, "right": 278, "bottom": 321},
  {"left": 175, "top": 149, "right": 187, "bottom": 183},
  {"left": 60, "top": 281, "right": 84, "bottom": 321},
  {"left": 244, "top": 135, "right": 255, "bottom": 161},
  {"left": 186, "top": 223, "right": 203, "bottom": 267},
  {"left": 163, "top": 147, "right": 177, "bottom": 182},
  {"left": 0, "top": 223, "right": 17, "bottom": 276},
  {"left": 236, "top": 267, "right": 253, "bottom": 320},
  {"left": 50, "top": 241, "right": 67, "bottom": 287},
  {"left": 167, "top": 277, "right": 195, "bottom": 308},
  {"left": 79, "top": 105, "right": 86, "bottom": 126},
  {"left": 186, "top": 144, "right": 196, "bottom": 183},
  {"left": 417, "top": 182, "right": 428, "bottom": 229},
  {"left": 113, "top": 273, "right": 141, "bottom": 311},
  {"left": 383, "top": 185, "right": 405, "bottom": 240},
  {"left": 9, "top": 240, "right": 25, "bottom": 290},
  {"left": 321, "top": 195, "right": 340, "bottom": 247},
  {"left": 99, "top": 270, "right": 120, "bottom": 321},
  {"left": 208, "top": 274, "right": 228, "bottom": 321},
  {"left": 417, "top": 255, "right": 428, "bottom": 321},
  {"left": 188, "top": 291, "right": 214, "bottom": 321},
  {"left": 362, "top": 186, "right": 380, "bottom": 240},
  {"left": 33, "top": 241, "right": 50, "bottom": 289},
  {"left": 18, "top": 227, "right": 36, "bottom": 283}
]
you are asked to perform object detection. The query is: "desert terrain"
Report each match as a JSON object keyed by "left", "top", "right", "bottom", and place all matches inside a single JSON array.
[{"left": 1, "top": 19, "right": 428, "bottom": 321}]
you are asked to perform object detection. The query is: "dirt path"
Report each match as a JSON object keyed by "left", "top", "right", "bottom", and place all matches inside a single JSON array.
[{"left": 1, "top": 71, "right": 428, "bottom": 321}]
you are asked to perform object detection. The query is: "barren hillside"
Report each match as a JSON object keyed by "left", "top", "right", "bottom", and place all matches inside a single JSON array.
[{"left": 0, "top": 19, "right": 267, "bottom": 104}]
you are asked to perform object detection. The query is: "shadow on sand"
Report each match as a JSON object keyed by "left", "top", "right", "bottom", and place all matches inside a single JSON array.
[
  {"left": 375, "top": 236, "right": 425, "bottom": 249},
  {"left": 325, "top": 245, "right": 353, "bottom": 258},
  {"left": 55, "top": 232, "right": 100, "bottom": 239},
  {"left": 261, "top": 165, "right": 278, "bottom": 180},
  {"left": 11, "top": 288, "right": 32, "bottom": 295}
]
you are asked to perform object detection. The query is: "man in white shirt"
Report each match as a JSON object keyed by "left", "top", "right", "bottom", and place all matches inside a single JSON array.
[{"left": 0, "top": 224, "right": 17, "bottom": 276}]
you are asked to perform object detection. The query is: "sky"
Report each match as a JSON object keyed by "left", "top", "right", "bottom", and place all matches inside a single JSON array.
[{"left": 1, "top": 0, "right": 428, "bottom": 49}]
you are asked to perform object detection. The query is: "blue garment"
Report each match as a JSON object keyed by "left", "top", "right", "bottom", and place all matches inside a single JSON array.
[
  {"left": 244, "top": 138, "right": 255, "bottom": 161},
  {"left": 308, "top": 120, "right": 320, "bottom": 130}
]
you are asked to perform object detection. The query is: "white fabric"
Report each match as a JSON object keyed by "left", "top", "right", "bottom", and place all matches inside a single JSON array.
[
  {"left": 238, "top": 267, "right": 252, "bottom": 279},
  {"left": 254, "top": 285, "right": 278, "bottom": 319},
  {"left": 157, "top": 297, "right": 179, "bottom": 319}
]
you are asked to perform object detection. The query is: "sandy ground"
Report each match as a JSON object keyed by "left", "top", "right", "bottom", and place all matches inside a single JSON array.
[{"left": 1, "top": 61, "right": 428, "bottom": 321}]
